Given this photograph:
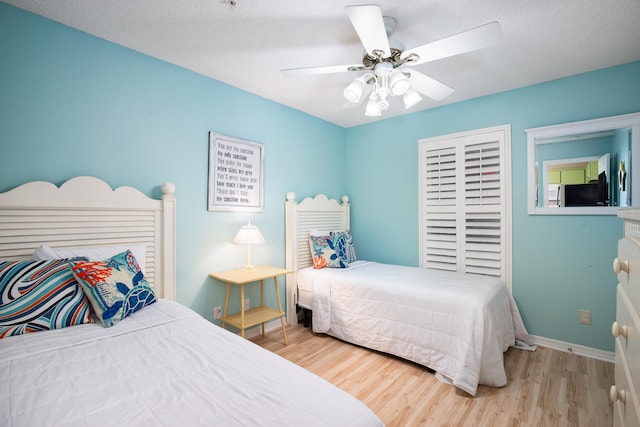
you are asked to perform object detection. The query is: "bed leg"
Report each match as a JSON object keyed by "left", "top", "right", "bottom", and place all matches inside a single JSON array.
[
  {"left": 302, "top": 308, "right": 312, "bottom": 328},
  {"left": 296, "top": 305, "right": 313, "bottom": 328}
]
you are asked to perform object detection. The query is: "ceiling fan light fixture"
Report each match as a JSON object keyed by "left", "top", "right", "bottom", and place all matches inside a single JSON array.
[
  {"left": 389, "top": 70, "right": 410, "bottom": 96},
  {"left": 283, "top": 6, "right": 502, "bottom": 121},
  {"left": 403, "top": 88, "right": 423, "bottom": 109},
  {"left": 365, "top": 96, "right": 382, "bottom": 117},
  {"left": 343, "top": 77, "right": 366, "bottom": 103}
]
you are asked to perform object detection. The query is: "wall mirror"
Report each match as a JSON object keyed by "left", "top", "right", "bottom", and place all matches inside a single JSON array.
[{"left": 527, "top": 112, "right": 640, "bottom": 215}]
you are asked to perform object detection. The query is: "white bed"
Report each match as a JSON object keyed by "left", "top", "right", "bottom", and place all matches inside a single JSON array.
[
  {"left": 285, "top": 192, "right": 531, "bottom": 396},
  {"left": 0, "top": 177, "right": 383, "bottom": 427}
]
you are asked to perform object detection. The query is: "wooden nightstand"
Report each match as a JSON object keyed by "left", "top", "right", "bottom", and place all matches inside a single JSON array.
[{"left": 209, "top": 265, "right": 292, "bottom": 344}]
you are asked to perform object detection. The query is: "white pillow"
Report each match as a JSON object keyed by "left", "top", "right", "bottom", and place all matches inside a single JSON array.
[{"left": 32, "top": 244, "right": 147, "bottom": 275}]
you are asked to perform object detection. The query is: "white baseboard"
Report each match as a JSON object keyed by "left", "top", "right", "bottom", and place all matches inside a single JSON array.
[
  {"left": 530, "top": 335, "right": 614, "bottom": 363},
  {"left": 237, "top": 322, "right": 615, "bottom": 364}
]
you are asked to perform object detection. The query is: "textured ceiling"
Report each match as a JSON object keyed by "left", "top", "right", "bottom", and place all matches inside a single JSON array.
[{"left": 4, "top": 0, "right": 640, "bottom": 128}]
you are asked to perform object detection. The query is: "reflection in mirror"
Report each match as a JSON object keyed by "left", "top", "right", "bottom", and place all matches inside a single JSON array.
[
  {"left": 527, "top": 112, "right": 640, "bottom": 215},
  {"left": 541, "top": 153, "right": 610, "bottom": 208}
]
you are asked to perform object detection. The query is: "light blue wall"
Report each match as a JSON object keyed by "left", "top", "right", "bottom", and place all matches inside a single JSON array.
[
  {"left": 0, "top": 4, "right": 346, "bottom": 319},
  {"left": 345, "top": 61, "right": 640, "bottom": 351},
  {"left": 2, "top": 3, "right": 640, "bottom": 352}
]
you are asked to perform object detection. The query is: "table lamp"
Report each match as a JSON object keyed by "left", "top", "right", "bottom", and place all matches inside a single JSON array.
[{"left": 232, "top": 221, "right": 265, "bottom": 272}]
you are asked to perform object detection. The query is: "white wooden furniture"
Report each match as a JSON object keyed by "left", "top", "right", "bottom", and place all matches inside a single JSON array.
[
  {"left": 284, "top": 192, "right": 350, "bottom": 326},
  {"left": 209, "top": 265, "right": 291, "bottom": 344},
  {"left": 284, "top": 191, "right": 530, "bottom": 396},
  {"left": 0, "top": 176, "right": 177, "bottom": 300},
  {"left": 612, "top": 209, "right": 640, "bottom": 427}
]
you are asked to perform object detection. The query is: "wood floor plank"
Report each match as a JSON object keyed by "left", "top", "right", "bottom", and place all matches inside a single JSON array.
[{"left": 252, "top": 325, "right": 614, "bottom": 427}]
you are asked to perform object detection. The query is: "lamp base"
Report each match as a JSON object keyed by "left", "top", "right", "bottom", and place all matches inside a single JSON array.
[{"left": 241, "top": 264, "right": 257, "bottom": 273}]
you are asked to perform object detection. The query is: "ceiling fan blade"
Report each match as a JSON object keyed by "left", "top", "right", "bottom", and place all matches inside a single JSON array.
[
  {"left": 281, "top": 63, "right": 363, "bottom": 76},
  {"left": 407, "top": 70, "right": 454, "bottom": 101},
  {"left": 401, "top": 21, "right": 502, "bottom": 66},
  {"left": 346, "top": 5, "right": 391, "bottom": 57}
]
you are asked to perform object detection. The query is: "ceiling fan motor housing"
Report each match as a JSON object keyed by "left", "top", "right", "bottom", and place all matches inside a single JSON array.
[
  {"left": 361, "top": 16, "right": 408, "bottom": 69},
  {"left": 362, "top": 47, "right": 405, "bottom": 68}
]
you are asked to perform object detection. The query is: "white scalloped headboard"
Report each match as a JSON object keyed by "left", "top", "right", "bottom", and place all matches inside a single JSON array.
[
  {"left": 0, "top": 176, "right": 177, "bottom": 300},
  {"left": 284, "top": 192, "right": 349, "bottom": 325}
]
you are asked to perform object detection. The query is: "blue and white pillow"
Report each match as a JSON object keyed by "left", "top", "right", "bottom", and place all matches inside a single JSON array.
[
  {"left": 310, "top": 235, "right": 349, "bottom": 269},
  {"left": 0, "top": 258, "right": 93, "bottom": 338},
  {"left": 69, "top": 250, "right": 156, "bottom": 328},
  {"left": 310, "top": 230, "right": 357, "bottom": 264},
  {"left": 331, "top": 231, "right": 357, "bottom": 263}
]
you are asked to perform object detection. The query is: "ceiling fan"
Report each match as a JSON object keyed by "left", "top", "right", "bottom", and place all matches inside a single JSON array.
[{"left": 281, "top": 5, "right": 502, "bottom": 117}]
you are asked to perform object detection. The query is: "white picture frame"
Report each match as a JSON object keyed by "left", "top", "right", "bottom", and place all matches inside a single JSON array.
[{"left": 208, "top": 132, "right": 264, "bottom": 212}]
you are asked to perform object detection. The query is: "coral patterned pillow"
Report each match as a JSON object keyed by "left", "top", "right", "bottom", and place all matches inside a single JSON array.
[
  {"left": 69, "top": 250, "right": 156, "bottom": 328},
  {"left": 0, "top": 258, "right": 93, "bottom": 338},
  {"left": 310, "top": 235, "right": 349, "bottom": 269}
]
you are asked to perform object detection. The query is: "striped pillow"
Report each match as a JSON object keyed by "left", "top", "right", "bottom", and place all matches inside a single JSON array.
[{"left": 0, "top": 259, "right": 93, "bottom": 338}]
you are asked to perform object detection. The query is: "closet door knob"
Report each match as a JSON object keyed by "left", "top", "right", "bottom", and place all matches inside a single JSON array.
[
  {"left": 610, "top": 385, "right": 627, "bottom": 403},
  {"left": 612, "top": 322, "right": 629, "bottom": 339},
  {"left": 613, "top": 258, "right": 629, "bottom": 274}
]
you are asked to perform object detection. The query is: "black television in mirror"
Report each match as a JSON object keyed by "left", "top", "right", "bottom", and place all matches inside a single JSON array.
[{"left": 564, "top": 172, "right": 608, "bottom": 207}]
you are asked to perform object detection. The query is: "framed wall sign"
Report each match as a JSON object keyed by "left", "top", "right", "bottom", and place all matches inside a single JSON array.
[{"left": 208, "top": 132, "right": 264, "bottom": 212}]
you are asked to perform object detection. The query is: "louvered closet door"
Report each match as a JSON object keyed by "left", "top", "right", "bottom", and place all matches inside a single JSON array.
[
  {"left": 423, "top": 145, "right": 458, "bottom": 271},
  {"left": 419, "top": 126, "right": 511, "bottom": 283}
]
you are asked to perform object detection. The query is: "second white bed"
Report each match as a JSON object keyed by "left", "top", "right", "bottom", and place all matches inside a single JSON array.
[{"left": 297, "top": 261, "right": 529, "bottom": 396}]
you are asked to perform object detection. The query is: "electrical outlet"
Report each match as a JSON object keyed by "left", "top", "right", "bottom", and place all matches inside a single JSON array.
[
  {"left": 213, "top": 306, "right": 222, "bottom": 320},
  {"left": 244, "top": 298, "right": 250, "bottom": 310},
  {"left": 579, "top": 309, "right": 592, "bottom": 325}
]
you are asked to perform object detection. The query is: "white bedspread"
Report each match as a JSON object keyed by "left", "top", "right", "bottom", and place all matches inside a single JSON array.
[
  {"left": 298, "top": 261, "right": 530, "bottom": 396},
  {"left": 0, "top": 300, "right": 382, "bottom": 427}
]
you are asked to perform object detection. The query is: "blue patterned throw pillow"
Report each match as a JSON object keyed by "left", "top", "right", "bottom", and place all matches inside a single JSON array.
[
  {"left": 310, "top": 235, "right": 349, "bottom": 269},
  {"left": 331, "top": 231, "right": 357, "bottom": 263},
  {"left": 69, "top": 250, "right": 156, "bottom": 328},
  {"left": 0, "top": 259, "right": 93, "bottom": 338}
]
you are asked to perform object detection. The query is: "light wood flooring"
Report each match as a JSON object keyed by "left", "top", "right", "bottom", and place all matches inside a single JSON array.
[{"left": 252, "top": 324, "right": 614, "bottom": 427}]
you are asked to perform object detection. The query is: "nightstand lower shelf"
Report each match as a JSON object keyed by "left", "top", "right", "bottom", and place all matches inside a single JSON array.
[
  {"left": 223, "top": 306, "right": 283, "bottom": 330},
  {"left": 210, "top": 265, "right": 291, "bottom": 345}
]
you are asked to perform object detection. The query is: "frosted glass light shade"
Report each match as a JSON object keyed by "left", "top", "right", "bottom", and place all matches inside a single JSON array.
[
  {"left": 343, "top": 77, "right": 365, "bottom": 103},
  {"left": 365, "top": 97, "right": 382, "bottom": 117},
  {"left": 389, "top": 70, "right": 410, "bottom": 96},
  {"left": 402, "top": 88, "right": 423, "bottom": 109}
]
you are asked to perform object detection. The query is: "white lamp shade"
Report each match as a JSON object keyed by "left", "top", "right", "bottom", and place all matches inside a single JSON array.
[
  {"left": 343, "top": 77, "right": 365, "bottom": 103},
  {"left": 403, "top": 88, "right": 423, "bottom": 109},
  {"left": 232, "top": 222, "right": 265, "bottom": 245},
  {"left": 365, "top": 97, "right": 382, "bottom": 117},
  {"left": 389, "top": 70, "right": 410, "bottom": 96}
]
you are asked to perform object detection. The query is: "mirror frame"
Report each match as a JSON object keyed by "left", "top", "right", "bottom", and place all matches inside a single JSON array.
[{"left": 526, "top": 112, "right": 640, "bottom": 215}]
